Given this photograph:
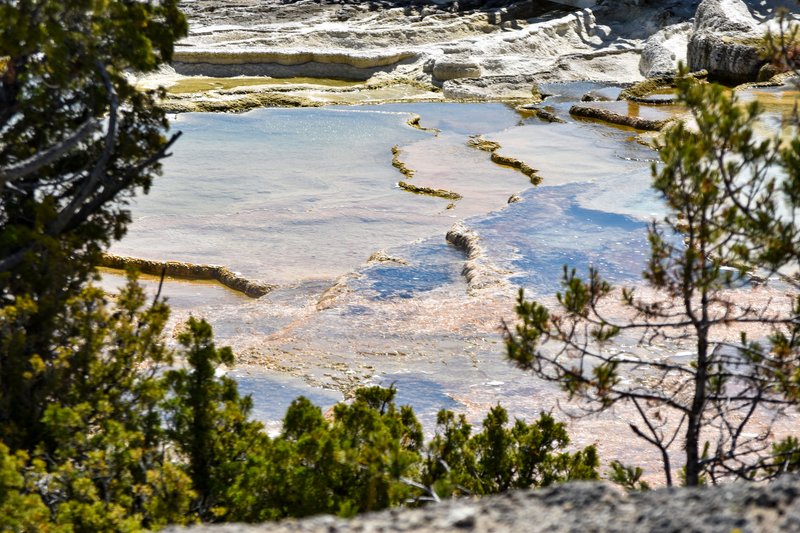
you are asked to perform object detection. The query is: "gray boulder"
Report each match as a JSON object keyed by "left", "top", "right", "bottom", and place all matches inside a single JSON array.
[
  {"left": 640, "top": 22, "right": 692, "bottom": 77},
  {"left": 165, "top": 475, "right": 800, "bottom": 533},
  {"left": 442, "top": 74, "right": 541, "bottom": 100},
  {"left": 687, "top": 0, "right": 765, "bottom": 83}
]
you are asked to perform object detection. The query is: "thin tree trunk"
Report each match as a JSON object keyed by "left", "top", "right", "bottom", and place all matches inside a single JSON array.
[{"left": 685, "top": 327, "right": 708, "bottom": 486}]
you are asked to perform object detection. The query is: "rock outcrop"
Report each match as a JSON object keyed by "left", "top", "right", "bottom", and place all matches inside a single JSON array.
[
  {"left": 639, "top": 22, "right": 692, "bottom": 77},
  {"left": 165, "top": 476, "right": 800, "bottom": 533},
  {"left": 142, "top": 0, "right": 800, "bottom": 107},
  {"left": 442, "top": 74, "right": 541, "bottom": 100},
  {"left": 173, "top": 49, "right": 419, "bottom": 80},
  {"left": 151, "top": 0, "right": 661, "bottom": 105},
  {"left": 431, "top": 59, "right": 482, "bottom": 82},
  {"left": 100, "top": 253, "right": 275, "bottom": 298},
  {"left": 446, "top": 221, "right": 509, "bottom": 295},
  {"left": 570, "top": 104, "right": 670, "bottom": 130},
  {"left": 687, "top": 0, "right": 765, "bottom": 83}
]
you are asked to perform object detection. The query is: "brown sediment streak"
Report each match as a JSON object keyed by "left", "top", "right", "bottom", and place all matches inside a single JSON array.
[
  {"left": 533, "top": 109, "right": 565, "bottom": 123},
  {"left": 467, "top": 135, "right": 501, "bottom": 152},
  {"left": 173, "top": 49, "right": 417, "bottom": 69},
  {"left": 406, "top": 114, "right": 440, "bottom": 135},
  {"left": 161, "top": 92, "right": 322, "bottom": 114},
  {"left": 398, "top": 180, "right": 462, "bottom": 200},
  {"left": 445, "top": 221, "right": 509, "bottom": 296},
  {"left": 569, "top": 105, "right": 669, "bottom": 131},
  {"left": 100, "top": 253, "right": 275, "bottom": 298},
  {"left": 490, "top": 153, "right": 541, "bottom": 184},
  {"left": 467, "top": 135, "right": 541, "bottom": 185},
  {"left": 391, "top": 145, "right": 415, "bottom": 179}
]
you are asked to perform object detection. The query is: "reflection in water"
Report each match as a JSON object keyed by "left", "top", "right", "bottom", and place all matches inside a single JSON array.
[
  {"left": 97, "top": 268, "right": 249, "bottom": 310},
  {"left": 738, "top": 86, "right": 800, "bottom": 144},
  {"left": 575, "top": 100, "right": 684, "bottom": 122},
  {"left": 539, "top": 82, "right": 624, "bottom": 104}
]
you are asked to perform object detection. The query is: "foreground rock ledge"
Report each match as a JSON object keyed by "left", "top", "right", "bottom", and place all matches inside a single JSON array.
[{"left": 165, "top": 476, "right": 800, "bottom": 532}]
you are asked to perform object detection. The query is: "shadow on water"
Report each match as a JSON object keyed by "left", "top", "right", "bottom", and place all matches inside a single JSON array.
[{"left": 354, "top": 239, "right": 466, "bottom": 300}]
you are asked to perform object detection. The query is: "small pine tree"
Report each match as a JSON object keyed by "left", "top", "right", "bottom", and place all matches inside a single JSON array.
[
  {"left": 422, "top": 407, "right": 598, "bottom": 497},
  {"left": 164, "top": 317, "right": 267, "bottom": 522},
  {"left": 505, "top": 68, "right": 800, "bottom": 486}
]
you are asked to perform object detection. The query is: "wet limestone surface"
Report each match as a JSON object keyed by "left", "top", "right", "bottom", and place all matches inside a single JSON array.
[
  {"left": 107, "top": 86, "right": 800, "bottom": 483},
  {"left": 114, "top": 106, "right": 438, "bottom": 283},
  {"left": 737, "top": 85, "right": 800, "bottom": 144},
  {"left": 142, "top": 0, "right": 712, "bottom": 108}
]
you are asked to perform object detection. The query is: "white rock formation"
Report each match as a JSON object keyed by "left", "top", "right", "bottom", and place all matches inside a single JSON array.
[
  {"left": 150, "top": 0, "right": 800, "bottom": 104},
  {"left": 687, "top": 0, "right": 763, "bottom": 82},
  {"left": 640, "top": 22, "right": 692, "bottom": 77}
]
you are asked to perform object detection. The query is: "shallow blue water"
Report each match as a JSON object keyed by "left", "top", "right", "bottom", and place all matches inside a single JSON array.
[
  {"left": 374, "top": 373, "right": 461, "bottom": 421},
  {"left": 231, "top": 369, "right": 342, "bottom": 431},
  {"left": 356, "top": 102, "right": 523, "bottom": 135},
  {"left": 476, "top": 183, "right": 651, "bottom": 295},
  {"left": 356, "top": 238, "right": 466, "bottom": 300},
  {"left": 116, "top": 106, "right": 442, "bottom": 283},
  {"left": 108, "top": 92, "right": 681, "bottom": 425}
]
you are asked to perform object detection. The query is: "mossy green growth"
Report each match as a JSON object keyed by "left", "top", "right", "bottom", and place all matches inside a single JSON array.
[
  {"left": 619, "top": 71, "right": 708, "bottom": 101},
  {"left": 490, "top": 153, "right": 541, "bottom": 185},
  {"left": 167, "top": 76, "right": 363, "bottom": 94},
  {"left": 162, "top": 93, "right": 322, "bottom": 113},
  {"left": 467, "top": 134, "right": 501, "bottom": 152},
  {"left": 398, "top": 181, "right": 462, "bottom": 200},
  {"left": 720, "top": 35, "right": 764, "bottom": 48},
  {"left": 367, "top": 77, "right": 440, "bottom": 93},
  {"left": 391, "top": 145, "right": 416, "bottom": 179},
  {"left": 619, "top": 76, "right": 675, "bottom": 100}
]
